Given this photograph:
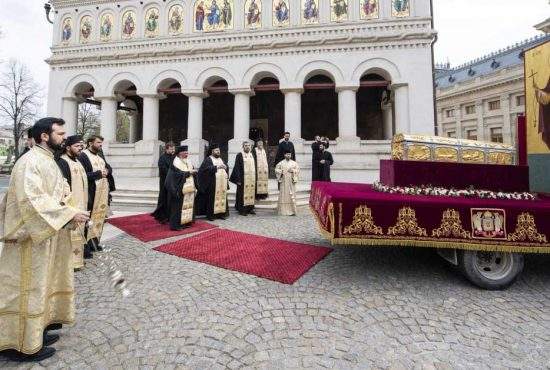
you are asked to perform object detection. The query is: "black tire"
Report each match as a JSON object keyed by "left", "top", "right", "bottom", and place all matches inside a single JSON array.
[{"left": 458, "top": 250, "right": 524, "bottom": 290}]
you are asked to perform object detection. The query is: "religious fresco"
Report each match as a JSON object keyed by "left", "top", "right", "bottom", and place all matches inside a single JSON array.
[
  {"left": 360, "top": 0, "right": 379, "bottom": 19},
  {"left": 245, "top": 0, "right": 262, "bottom": 29},
  {"left": 168, "top": 5, "right": 185, "bottom": 34},
  {"left": 391, "top": 0, "right": 410, "bottom": 17},
  {"left": 100, "top": 13, "right": 114, "bottom": 41},
  {"left": 145, "top": 8, "right": 160, "bottom": 37},
  {"left": 61, "top": 17, "right": 72, "bottom": 43},
  {"left": 79, "top": 16, "right": 93, "bottom": 43},
  {"left": 331, "top": 0, "right": 348, "bottom": 22},
  {"left": 272, "top": 0, "right": 290, "bottom": 27},
  {"left": 121, "top": 10, "right": 137, "bottom": 38},
  {"left": 194, "top": 0, "right": 233, "bottom": 32},
  {"left": 301, "top": 0, "right": 319, "bottom": 24},
  {"left": 525, "top": 42, "right": 550, "bottom": 153}
]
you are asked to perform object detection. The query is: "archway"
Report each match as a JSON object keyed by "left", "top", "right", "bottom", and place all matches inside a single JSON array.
[
  {"left": 112, "top": 80, "right": 143, "bottom": 143},
  {"left": 356, "top": 73, "right": 391, "bottom": 140},
  {"left": 158, "top": 81, "right": 189, "bottom": 143},
  {"left": 72, "top": 82, "right": 101, "bottom": 139},
  {"left": 203, "top": 79, "right": 234, "bottom": 163},
  {"left": 301, "top": 75, "right": 338, "bottom": 140}
]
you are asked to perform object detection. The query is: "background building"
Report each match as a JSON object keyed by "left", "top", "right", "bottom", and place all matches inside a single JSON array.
[{"left": 435, "top": 34, "right": 550, "bottom": 146}]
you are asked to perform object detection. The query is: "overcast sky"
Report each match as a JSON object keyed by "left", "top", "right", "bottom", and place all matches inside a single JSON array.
[{"left": 0, "top": 0, "right": 548, "bottom": 112}]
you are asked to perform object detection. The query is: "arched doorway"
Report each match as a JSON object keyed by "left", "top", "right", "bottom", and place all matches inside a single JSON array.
[
  {"left": 112, "top": 80, "right": 143, "bottom": 143},
  {"left": 301, "top": 75, "right": 338, "bottom": 140},
  {"left": 203, "top": 79, "right": 234, "bottom": 163},
  {"left": 158, "top": 82, "right": 189, "bottom": 144},
  {"left": 72, "top": 82, "right": 101, "bottom": 139},
  {"left": 356, "top": 73, "right": 391, "bottom": 140}
]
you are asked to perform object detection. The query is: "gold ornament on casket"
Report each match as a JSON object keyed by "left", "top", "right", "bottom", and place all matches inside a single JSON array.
[{"left": 391, "top": 134, "right": 516, "bottom": 165}]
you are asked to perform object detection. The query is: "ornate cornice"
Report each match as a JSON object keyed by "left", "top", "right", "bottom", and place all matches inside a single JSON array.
[{"left": 51, "top": 0, "right": 132, "bottom": 8}]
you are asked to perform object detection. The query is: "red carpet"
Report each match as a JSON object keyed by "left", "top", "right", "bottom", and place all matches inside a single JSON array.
[
  {"left": 153, "top": 229, "right": 332, "bottom": 284},
  {"left": 107, "top": 213, "right": 217, "bottom": 242}
]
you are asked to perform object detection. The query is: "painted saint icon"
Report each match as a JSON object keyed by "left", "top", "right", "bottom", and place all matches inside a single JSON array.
[
  {"left": 360, "top": 0, "right": 378, "bottom": 19},
  {"left": 145, "top": 8, "right": 160, "bottom": 37},
  {"left": 302, "top": 0, "right": 319, "bottom": 24},
  {"left": 331, "top": 0, "right": 348, "bottom": 22},
  {"left": 169, "top": 5, "right": 184, "bottom": 34},
  {"left": 221, "top": 0, "right": 233, "bottom": 28},
  {"left": 61, "top": 18, "right": 72, "bottom": 43},
  {"left": 195, "top": 1, "right": 206, "bottom": 30},
  {"left": 122, "top": 10, "right": 137, "bottom": 38},
  {"left": 273, "top": 0, "right": 289, "bottom": 27},
  {"left": 392, "top": 0, "right": 409, "bottom": 17},
  {"left": 245, "top": 0, "right": 261, "bottom": 29},
  {"left": 195, "top": 0, "right": 233, "bottom": 32},
  {"left": 100, "top": 13, "right": 113, "bottom": 41},
  {"left": 80, "top": 16, "right": 92, "bottom": 43}
]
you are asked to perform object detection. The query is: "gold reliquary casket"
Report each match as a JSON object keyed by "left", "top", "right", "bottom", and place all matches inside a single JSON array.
[{"left": 391, "top": 134, "right": 516, "bottom": 165}]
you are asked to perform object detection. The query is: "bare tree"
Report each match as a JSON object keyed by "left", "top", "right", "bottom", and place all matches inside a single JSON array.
[
  {"left": 0, "top": 60, "right": 42, "bottom": 158},
  {"left": 77, "top": 102, "right": 100, "bottom": 138}
]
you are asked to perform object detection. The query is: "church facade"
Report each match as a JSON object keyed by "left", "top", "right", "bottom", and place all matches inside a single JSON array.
[{"left": 47, "top": 0, "right": 436, "bottom": 183}]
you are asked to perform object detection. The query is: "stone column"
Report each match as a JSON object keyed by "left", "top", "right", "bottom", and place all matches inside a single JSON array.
[
  {"left": 61, "top": 97, "right": 79, "bottom": 135},
  {"left": 99, "top": 97, "right": 118, "bottom": 142},
  {"left": 128, "top": 112, "right": 139, "bottom": 143},
  {"left": 228, "top": 88, "right": 254, "bottom": 168},
  {"left": 336, "top": 86, "right": 360, "bottom": 150},
  {"left": 142, "top": 95, "right": 160, "bottom": 141},
  {"left": 454, "top": 104, "right": 463, "bottom": 138},
  {"left": 281, "top": 88, "right": 303, "bottom": 140},
  {"left": 392, "top": 83, "right": 410, "bottom": 135},
  {"left": 382, "top": 104, "right": 393, "bottom": 139},
  {"left": 183, "top": 90, "right": 209, "bottom": 166},
  {"left": 476, "top": 100, "right": 485, "bottom": 141},
  {"left": 501, "top": 94, "right": 512, "bottom": 144}
]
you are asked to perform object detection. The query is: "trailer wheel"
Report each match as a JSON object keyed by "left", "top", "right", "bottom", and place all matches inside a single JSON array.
[{"left": 458, "top": 250, "right": 524, "bottom": 290}]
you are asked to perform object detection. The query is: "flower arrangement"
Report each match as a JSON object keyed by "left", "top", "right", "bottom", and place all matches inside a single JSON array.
[{"left": 372, "top": 182, "right": 536, "bottom": 201}]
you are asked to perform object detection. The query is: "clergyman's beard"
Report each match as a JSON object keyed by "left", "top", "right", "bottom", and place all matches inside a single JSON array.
[
  {"left": 47, "top": 138, "right": 63, "bottom": 151},
  {"left": 213, "top": 153, "right": 221, "bottom": 158}
]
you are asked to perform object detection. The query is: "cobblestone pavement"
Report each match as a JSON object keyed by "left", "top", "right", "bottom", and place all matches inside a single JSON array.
[{"left": 2, "top": 208, "right": 550, "bottom": 369}]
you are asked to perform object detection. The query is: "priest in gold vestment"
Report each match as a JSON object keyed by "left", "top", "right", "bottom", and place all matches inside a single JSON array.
[
  {"left": 166, "top": 146, "right": 198, "bottom": 231},
  {"left": 275, "top": 150, "right": 300, "bottom": 216},
  {"left": 197, "top": 144, "right": 229, "bottom": 221},
  {"left": 230, "top": 142, "right": 257, "bottom": 216},
  {"left": 56, "top": 135, "right": 89, "bottom": 269},
  {"left": 0, "top": 118, "right": 89, "bottom": 361},
  {"left": 252, "top": 139, "right": 269, "bottom": 200}
]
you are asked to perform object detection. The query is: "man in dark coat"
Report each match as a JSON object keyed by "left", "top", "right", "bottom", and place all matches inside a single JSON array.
[
  {"left": 314, "top": 143, "right": 334, "bottom": 182},
  {"left": 152, "top": 142, "right": 175, "bottom": 223},
  {"left": 196, "top": 144, "right": 230, "bottom": 221},
  {"left": 275, "top": 131, "right": 295, "bottom": 164},
  {"left": 229, "top": 141, "right": 256, "bottom": 216},
  {"left": 311, "top": 135, "right": 330, "bottom": 181}
]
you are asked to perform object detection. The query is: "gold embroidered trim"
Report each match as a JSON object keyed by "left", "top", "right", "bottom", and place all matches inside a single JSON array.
[
  {"left": 508, "top": 213, "right": 548, "bottom": 243},
  {"left": 432, "top": 209, "right": 471, "bottom": 239},
  {"left": 343, "top": 205, "right": 383, "bottom": 235},
  {"left": 388, "top": 207, "right": 427, "bottom": 236}
]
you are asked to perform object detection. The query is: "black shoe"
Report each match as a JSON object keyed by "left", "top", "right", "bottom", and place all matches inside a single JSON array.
[
  {"left": 238, "top": 212, "right": 247, "bottom": 216},
  {"left": 207, "top": 217, "right": 215, "bottom": 221},
  {"left": 218, "top": 216, "right": 227, "bottom": 220},
  {"left": 171, "top": 227, "right": 183, "bottom": 231},
  {"left": 94, "top": 244, "right": 104, "bottom": 252},
  {"left": 249, "top": 210, "right": 256, "bottom": 215},
  {"left": 84, "top": 247, "right": 93, "bottom": 259},
  {"left": 46, "top": 323, "right": 62, "bottom": 331},
  {"left": 3, "top": 347, "right": 56, "bottom": 362},
  {"left": 43, "top": 333, "right": 59, "bottom": 347}
]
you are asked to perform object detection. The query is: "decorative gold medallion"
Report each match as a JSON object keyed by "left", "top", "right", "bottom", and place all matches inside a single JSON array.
[
  {"left": 388, "top": 207, "right": 427, "bottom": 236},
  {"left": 471, "top": 208, "right": 506, "bottom": 239},
  {"left": 343, "top": 205, "right": 383, "bottom": 235},
  {"left": 407, "top": 145, "right": 431, "bottom": 161},
  {"left": 508, "top": 213, "right": 547, "bottom": 243},
  {"left": 432, "top": 209, "right": 471, "bottom": 239}
]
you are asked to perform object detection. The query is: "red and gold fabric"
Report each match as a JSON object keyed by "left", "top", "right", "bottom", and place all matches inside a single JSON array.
[{"left": 310, "top": 182, "right": 550, "bottom": 253}]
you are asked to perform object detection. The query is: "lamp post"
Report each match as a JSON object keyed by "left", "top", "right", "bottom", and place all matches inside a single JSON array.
[{"left": 44, "top": 3, "right": 54, "bottom": 24}]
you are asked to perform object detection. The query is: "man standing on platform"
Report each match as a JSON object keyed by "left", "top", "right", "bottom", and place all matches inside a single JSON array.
[
  {"left": 79, "top": 135, "right": 110, "bottom": 254},
  {"left": 275, "top": 131, "right": 295, "bottom": 164},
  {"left": 275, "top": 149, "right": 300, "bottom": 216},
  {"left": 314, "top": 143, "right": 334, "bottom": 182},
  {"left": 252, "top": 139, "right": 269, "bottom": 200},
  {"left": 197, "top": 144, "right": 229, "bottom": 221},
  {"left": 152, "top": 142, "right": 175, "bottom": 223},
  {"left": 0, "top": 118, "right": 89, "bottom": 361},
  {"left": 56, "top": 135, "right": 90, "bottom": 267},
  {"left": 165, "top": 146, "right": 198, "bottom": 231},
  {"left": 230, "top": 141, "right": 256, "bottom": 216}
]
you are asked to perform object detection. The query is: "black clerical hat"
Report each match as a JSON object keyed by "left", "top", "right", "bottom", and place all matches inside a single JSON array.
[
  {"left": 175, "top": 145, "right": 188, "bottom": 154},
  {"left": 283, "top": 148, "right": 293, "bottom": 154},
  {"left": 65, "top": 135, "right": 82, "bottom": 147}
]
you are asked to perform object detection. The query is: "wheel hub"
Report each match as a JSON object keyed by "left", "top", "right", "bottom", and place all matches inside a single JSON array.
[{"left": 474, "top": 251, "right": 514, "bottom": 280}]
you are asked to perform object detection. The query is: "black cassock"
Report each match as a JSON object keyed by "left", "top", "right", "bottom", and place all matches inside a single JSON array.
[
  {"left": 311, "top": 140, "right": 330, "bottom": 181},
  {"left": 78, "top": 151, "right": 115, "bottom": 212},
  {"left": 229, "top": 152, "right": 255, "bottom": 214},
  {"left": 275, "top": 140, "right": 295, "bottom": 164},
  {"left": 195, "top": 156, "right": 229, "bottom": 219},
  {"left": 314, "top": 150, "right": 334, "bottom": 182},
  {"left": 151, "top": 153, "right": 174, "bottom": 222},
  {"left": 164, "top": 163, "right": 196, "bottom": 230}
]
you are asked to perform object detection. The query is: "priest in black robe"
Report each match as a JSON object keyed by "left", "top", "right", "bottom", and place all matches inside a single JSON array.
[
  {"left": 275, "top": 131, "right": 296, "bottom": 164},
  {"left": 229, "top": 141, "right": 256, "bottom": 216},
  {"left": 152, "top": 142, "right": 175, "bottom": 223},
  {"left": 311, "top": 135, "right": 330, "bottom": 181},
  {"left": 196, "top": 144, "right": 230, "bottom": 221},
  {"left": 314, "top": 143, "right": 334, "bottom": 182}
]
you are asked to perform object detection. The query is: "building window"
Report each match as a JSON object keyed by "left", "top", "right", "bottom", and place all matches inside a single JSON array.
[
  {"left": 466, "top": 129, "right": 477, "bottom": 140},
  {"left": 445, "top": 109, "right": 455, "bottom": 118},
  {"left": 447, "top": 131, "right": 456, "bottom": 138},
  {"left": 465, "top": 105, "right": 476, "bottom": 115},
  {"left": 488, "top": 100, "right": 500, "bottom": 111},
  {"left": 516, "top": 95, "right": 525, "bottom": 107},
  {"left": 490, "top": 127, "right": 503, "bottom": 143}
]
